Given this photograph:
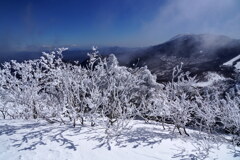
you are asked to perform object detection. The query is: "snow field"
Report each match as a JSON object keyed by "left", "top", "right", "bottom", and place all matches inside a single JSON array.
[{"left": 0, "top": 119, "right": 239, "bottom": 160}]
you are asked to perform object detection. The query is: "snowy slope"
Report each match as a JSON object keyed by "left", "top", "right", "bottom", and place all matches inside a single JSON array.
[
  {"left": 223, "top": 55, "right": 240, "bottom": 66},
  {"left": 223, "top": 54, "right": 240, "bottom": 71},
  {"left": 0, "top": 119, "right": 239, "bottom": 160},
  {"left": 194, "top": 72, "right": 227, "bottom": 87},
  {"left": 235, "top": 62, "right": 240, "bottom": 71}
]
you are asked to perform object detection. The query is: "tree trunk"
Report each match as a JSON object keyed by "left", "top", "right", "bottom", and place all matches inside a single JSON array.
[
  {"left": 0, "top": 110, "right": 5, "bottom": 119},
  {"left": 73, "top": 118, "right": 76, "bottom": 127}
]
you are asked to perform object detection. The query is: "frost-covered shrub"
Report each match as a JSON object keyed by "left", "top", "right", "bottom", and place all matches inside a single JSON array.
[
  {"left": 0, "top": 48, "right": 159, "bottom": 127},
  {"left": 220, "top": 94, "right": 240, "bottom": 145},
  {"left": 195, "top": 90, "right": 223, "bottom": 133},
  {"left": 163, "top": 64, "right": 199, "bottom": 135},
  {"left": 0, "top": 48, "right": 68, "bottom": 119},
  {"left": 0, "top": 47, "right": 239, "bottom": 143}
]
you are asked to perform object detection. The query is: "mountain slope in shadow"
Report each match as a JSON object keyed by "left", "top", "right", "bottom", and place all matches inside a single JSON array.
[{"left": 129, "top": 34, "right": 240, "bottom": 81}]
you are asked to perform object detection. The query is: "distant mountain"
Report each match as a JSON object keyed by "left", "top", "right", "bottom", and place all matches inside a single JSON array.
[
  {"left": 1, "top": 34, "right": 240, "bottom": 82},
  {"left": 129, "top": 34, "right": 240, "bottom": 81},
  {"left": 0, "top": 47, "right": 143, "bottom": 65},
  {"left": 62, "top": 46, "right": 143, "bottom": 66}
]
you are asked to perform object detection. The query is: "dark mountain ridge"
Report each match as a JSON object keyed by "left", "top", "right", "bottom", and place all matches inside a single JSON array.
[{"left": 130, "top": 34, "right": 240, "bottom": 81}]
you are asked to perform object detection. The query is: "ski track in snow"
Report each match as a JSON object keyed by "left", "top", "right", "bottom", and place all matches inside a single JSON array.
[{"left": 0, "top": 119, "right": 239, "bottom": 160}]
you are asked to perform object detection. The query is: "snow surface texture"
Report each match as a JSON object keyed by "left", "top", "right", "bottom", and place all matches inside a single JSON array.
[{"left": 0, "top": 119, "right": 239, "bottom": 160}]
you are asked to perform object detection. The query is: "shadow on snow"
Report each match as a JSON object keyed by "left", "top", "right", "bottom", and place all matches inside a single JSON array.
[{"left": 0, "top": 121, "right": 239, "bottom": 160}]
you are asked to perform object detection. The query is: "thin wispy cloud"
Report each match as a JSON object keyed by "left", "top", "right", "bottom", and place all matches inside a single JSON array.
[{"left": 133, "top": 0, "right": 240, "bottom": 46}]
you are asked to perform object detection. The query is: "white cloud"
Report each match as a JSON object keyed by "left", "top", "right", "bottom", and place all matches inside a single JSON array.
[{"left": 134, "top": 0, "right": 240, "bottom": 46}]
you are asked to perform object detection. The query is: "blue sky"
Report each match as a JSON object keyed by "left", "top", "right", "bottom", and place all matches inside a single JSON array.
[{"left": 0, "top": 0, "right": 240, "bottom": 52}]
